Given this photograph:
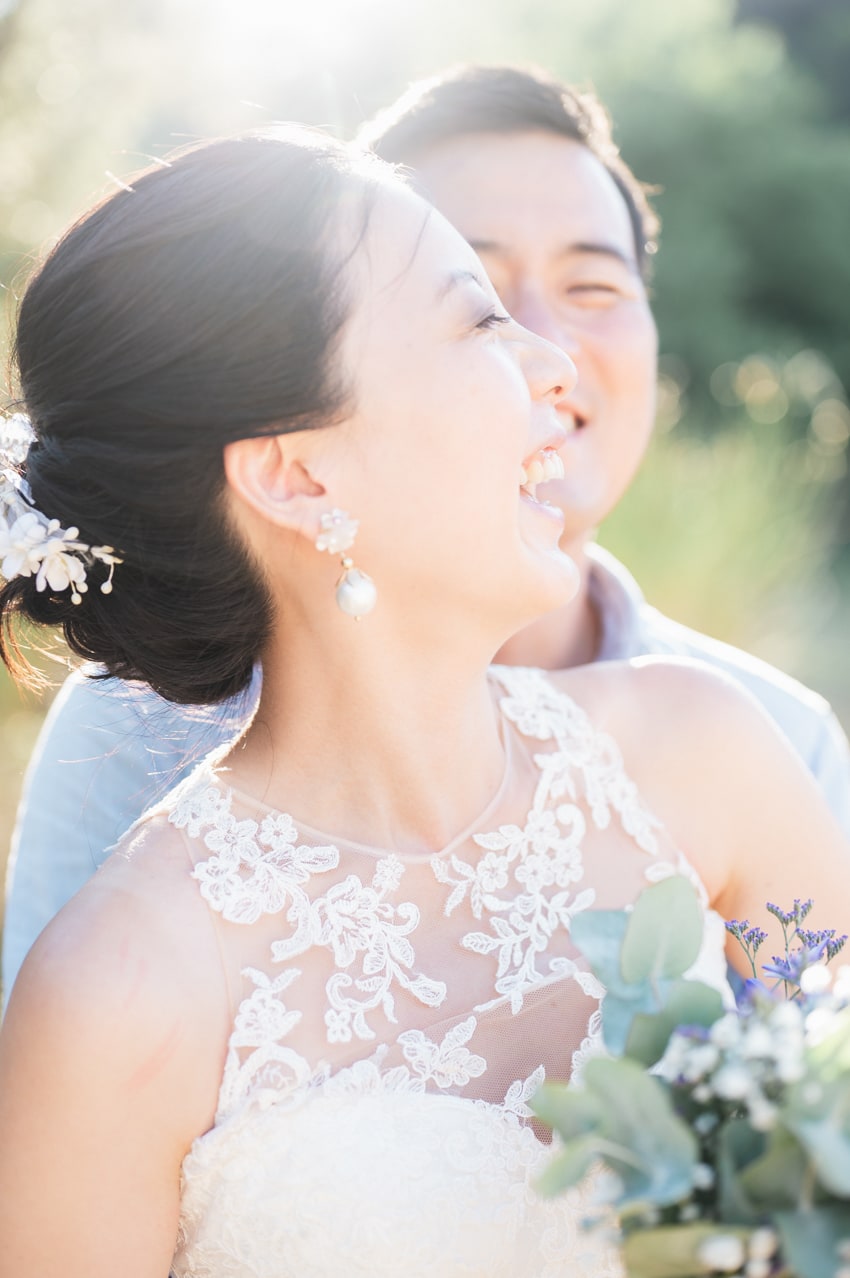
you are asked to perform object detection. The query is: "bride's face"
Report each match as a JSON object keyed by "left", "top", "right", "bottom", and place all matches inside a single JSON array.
[{"left": 332, "top": 183, "right": 579, "bottom": 640}]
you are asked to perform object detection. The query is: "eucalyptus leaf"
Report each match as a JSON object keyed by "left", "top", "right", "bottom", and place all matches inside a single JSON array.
[
  {"left": 784, "top": 1111, "right": 850, "bottom": 1198},
  {"left": 715, "top": 1118, "right": 766, "bottom": 1225},
  {"left": 601, "top": 982, "right": 673, "bottom": 1056},
  {"left": 620, "top": 877, "right": 704, "bottom": 985},
  {"left": 580, "top": 1057, "right": 698, "bottom": 1207},
  {"left": 531, "top": 1081, "right": 604, "bottom": 1142},
  {"left": 570, "top": 908, "right": 633, "bottom": 995},
  {"left": 738, "top": 1125, "right": 808, "bottom": 1209},
  {"left": 535, "top": 1135, "right": 600, "bottom": 1198},
  {"left": 774, "top": 1204, "right": 850, "bottom": 1278},
  {"left": 625, "top": 979, "right": 725, "bottom": 1067},
  {"left": 783, "top": 1020, "right": 850, "bottom": 1197},
  {"left": 622, "top": 1223, "right": 749, "bottom": 1278},
  {"left": 804, "top": 1007, "right": 850, "bottom": 1085}
]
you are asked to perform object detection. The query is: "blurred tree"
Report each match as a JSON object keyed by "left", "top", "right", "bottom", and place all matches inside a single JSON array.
[{"left": 736, "top": 0, "right": 850, "bottom": 122}]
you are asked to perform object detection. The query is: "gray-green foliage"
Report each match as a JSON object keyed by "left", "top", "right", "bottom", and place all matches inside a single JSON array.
[{"left": 531, "top": 877, "right": 850, "bottom": 1277}]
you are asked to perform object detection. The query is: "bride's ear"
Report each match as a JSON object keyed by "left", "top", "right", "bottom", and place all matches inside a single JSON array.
[{"left": 222, "top": 435, "right": 328, "bottom": 543}]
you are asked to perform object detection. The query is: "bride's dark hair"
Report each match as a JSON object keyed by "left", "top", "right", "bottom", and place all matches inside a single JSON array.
[{"left": 0, "top": 129, "right": 380, "bottom": 705}]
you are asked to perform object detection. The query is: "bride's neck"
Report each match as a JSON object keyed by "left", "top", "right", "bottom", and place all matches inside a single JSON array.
[{"left": 227, "top": 621, "right": 507, "bottom": 857}]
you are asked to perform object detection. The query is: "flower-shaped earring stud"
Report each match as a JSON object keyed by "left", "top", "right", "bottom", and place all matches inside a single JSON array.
[{"left": 315, "top": 508, "right": 377, "bottom": 621}]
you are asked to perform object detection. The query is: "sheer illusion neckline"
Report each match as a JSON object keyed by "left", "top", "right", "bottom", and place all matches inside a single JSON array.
[{"left": 198, "top": 691, "right": 517, "bottom": 865}]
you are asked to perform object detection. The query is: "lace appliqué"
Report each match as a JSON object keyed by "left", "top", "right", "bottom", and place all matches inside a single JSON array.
[
  {"left": 171, "top": 781, "right": 340, "bottom": 925},
  {"left": 171, "top": 780, "right": 447, "bottom": 1048},
  {"left": 322, "top": 1016, "right": 487, "bottom": 1098},
  {"left": 433, "top": 668, "right": 661, "bottom": 1015},
  {"left": 217, "top": 966, "right": 312, "bottom": 1120},
  {"left": 493, "top": 665, "right": 662, "bottom": 852}
]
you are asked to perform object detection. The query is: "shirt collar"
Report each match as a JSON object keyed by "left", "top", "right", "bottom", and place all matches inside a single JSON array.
[{"left": 586, "top": 543, "right": 647, "bottom": 661}]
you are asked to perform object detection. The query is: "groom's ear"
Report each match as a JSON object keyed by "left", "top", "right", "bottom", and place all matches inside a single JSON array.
[{"left": 222, "top": 434, "right": 327, "bottom": 543}]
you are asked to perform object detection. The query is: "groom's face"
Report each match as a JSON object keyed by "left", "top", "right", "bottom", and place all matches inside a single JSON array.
[{"left": 411, "top": 130, "right": 658, "bottom": 548}]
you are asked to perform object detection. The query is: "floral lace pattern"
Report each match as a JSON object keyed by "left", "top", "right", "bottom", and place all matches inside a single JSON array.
[{"left": 167, "top": 667, "right": 721, "bottom": 1278}]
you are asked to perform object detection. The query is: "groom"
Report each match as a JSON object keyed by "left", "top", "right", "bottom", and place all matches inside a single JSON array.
[{"left": 3, "top": 64, "right": 849, "bottom": 1003}]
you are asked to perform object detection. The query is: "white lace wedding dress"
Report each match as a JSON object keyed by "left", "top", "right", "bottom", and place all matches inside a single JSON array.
[{"left": 147, "top": 666, "right": 729, "bottom": 1278}]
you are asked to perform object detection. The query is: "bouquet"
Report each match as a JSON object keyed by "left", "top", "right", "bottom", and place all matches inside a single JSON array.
[{"left": 532, "top": 877, "right": 850, "bottom": 1278}]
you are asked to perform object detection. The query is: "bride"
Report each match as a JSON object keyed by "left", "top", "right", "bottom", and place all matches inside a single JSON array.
[{"left": 0, "top": 128, "right": 848, "bottom": 1278}]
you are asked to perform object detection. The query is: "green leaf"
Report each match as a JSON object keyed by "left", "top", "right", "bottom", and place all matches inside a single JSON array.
[
  {"left": 784, "top": 1112, "right": 850, "bottom": 1198},
  {"left": 625, "top": 979, "right": 725, "bottom": 1067},
  {"left": 738, "top": 1125, "right": 808, "bottom": 1209},
  {"left": 622, "top": 1224, "right": 749, "bottom": 1278},
  {"left": 531, "top": 1081, "right": 604, "bottom": 1141},
  {"left": 570, "top": 908, "right": 632, "bottom": 993},
  {"left": 783, "top": 1016, "right": 850, "bottom": 1197},
  {"left": 580, "top": 1057, "right": 698, "bottom": 1208},
  {"left": 715, "top": 1118, "right": 766, "bottom": 1225},
  {"left": 774, "top": 1205, "right": 850, "bottom": 1278},
  {"left": 534, "top": 1059, "right": 698, "bottom": 1212},
  {"left": 535, "top": 1136, "right": 600, "bottom": 1198},
  {"left": 620, "top": 877, "right": 704, "bottom": 985}
]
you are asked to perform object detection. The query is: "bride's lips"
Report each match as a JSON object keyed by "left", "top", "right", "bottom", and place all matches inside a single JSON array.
[{"left": 519, "top": 446, "right": 566, "bottom": 524}]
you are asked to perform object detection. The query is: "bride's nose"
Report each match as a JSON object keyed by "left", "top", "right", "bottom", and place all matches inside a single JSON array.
[{"left": 518, "top": 329, "right": 578, "bottom": 405}]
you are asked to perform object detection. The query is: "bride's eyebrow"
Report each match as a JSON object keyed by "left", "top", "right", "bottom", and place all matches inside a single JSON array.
[{"left": 435, "top": 268, "right": 486, "bottom": 302}]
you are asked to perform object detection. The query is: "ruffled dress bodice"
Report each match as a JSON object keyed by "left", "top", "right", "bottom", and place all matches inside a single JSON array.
[{"left": 158, "top": 667, "right": 730, "bottom": 1277}]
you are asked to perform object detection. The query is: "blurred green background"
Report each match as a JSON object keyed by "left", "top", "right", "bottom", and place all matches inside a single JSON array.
[{"left": 2, "top": 0, "right": 850, "bottom": 939}]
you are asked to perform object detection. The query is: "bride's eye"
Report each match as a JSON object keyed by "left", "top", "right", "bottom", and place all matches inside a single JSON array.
[{"left": 475, "top": 311, "right": 511, "bottom": 332}]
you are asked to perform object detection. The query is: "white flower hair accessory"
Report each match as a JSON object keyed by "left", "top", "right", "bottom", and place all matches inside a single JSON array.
[{"left": 0, "top": 413, "right": 122, "bottom": 605}]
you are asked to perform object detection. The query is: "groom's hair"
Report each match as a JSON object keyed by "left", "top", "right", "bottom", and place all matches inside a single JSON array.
[{"left": 356, "top": 64, "right": 659, "bottom": 276}]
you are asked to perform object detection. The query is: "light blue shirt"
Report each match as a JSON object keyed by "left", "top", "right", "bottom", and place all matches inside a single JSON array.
[{"left": 4, "top": 544, "right": 849, "bottom": 1006}]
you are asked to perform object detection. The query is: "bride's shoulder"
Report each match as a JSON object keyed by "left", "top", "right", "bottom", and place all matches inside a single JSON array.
[
  {"left": 2, "top": 810, "right": 225, "bottom": 1141},
  {"left": 545, "top": 655, "right": 767, "bottom": 745}
]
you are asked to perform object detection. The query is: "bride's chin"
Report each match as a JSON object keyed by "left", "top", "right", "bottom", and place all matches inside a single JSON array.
[{"left": 500, "top": 550, "right": 581, "bottom": 630}]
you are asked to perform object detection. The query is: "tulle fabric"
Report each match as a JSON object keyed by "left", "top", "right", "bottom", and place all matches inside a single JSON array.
[{"left": 134, "top": 666, "right": 729, "bottom": 1277}]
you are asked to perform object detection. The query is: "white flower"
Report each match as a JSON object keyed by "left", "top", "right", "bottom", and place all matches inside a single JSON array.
[
  {"left": 710, "top": 1014, "right": 742, "bottom": 1050},
  {"left": 477, "top": 851, "right": 509, "bottom": 893},
  {"left": 712, "top": 1064, "right": 753, "bottom": 1101},
  {"left": 741, "top": 1023, "right": 775, "bottom": 1060},
  {"left": 769, "top": 1001, "right": 804, "bottom": 1032},
  {"left": 0, "top": 476, "right": 121, "bottom": 603},
  {"left": 315, "top": 508, "right": 359, "bottom": 555},
  {"left": 747, "top": 1094, "right": 777, "bottom": 1132},
  {"left": 0, "top": 510, "right": 48, "bottom": 579},
  {"left": 0, "top": 413, "right": 34, "bottom": 465},
  {"left": 800, "top": 963, "right": 832, "bottom": 995},
  {"left": 372, "top": 855, "right": 404, "bottom": 896},
  {"left": 747, "top": 1229, "right": 778, "bottom": 1262},
  {"left": 324, "top": 1007, "right": 352, "bottom": 1044},
  {"left": 36, "top": 531, "right": 90, "bottom": 602},
  {"left": 697, "top": 1233, "right": 746, "bottom": 1273},
  {"left": 806, "top": 1006, "right": 839, "bottom": 1046}
]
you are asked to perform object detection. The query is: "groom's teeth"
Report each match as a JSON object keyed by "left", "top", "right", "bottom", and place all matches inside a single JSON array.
[{"left": 519, "top": 464, "right": 529, "bottom": 486}]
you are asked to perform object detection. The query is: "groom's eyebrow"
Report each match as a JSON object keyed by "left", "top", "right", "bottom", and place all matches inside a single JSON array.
[{"left": 469, "top": 238, "right": 637, "bottom": 269}]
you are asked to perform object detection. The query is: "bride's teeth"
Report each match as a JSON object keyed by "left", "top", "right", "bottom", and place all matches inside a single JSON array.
[
  {"left": 519, "top": 464, "right": 528, "bottom": 486},
  {"left": 526, "top": 458, "right": 545, "bottom": 485},
  {"left": 543, "top": 452, "right": 565, "bottom": 481}
]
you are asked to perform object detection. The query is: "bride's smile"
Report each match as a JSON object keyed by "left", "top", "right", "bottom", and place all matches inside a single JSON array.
[{"left": 1, "top": 121, "right": 850, "bottom": 1278}]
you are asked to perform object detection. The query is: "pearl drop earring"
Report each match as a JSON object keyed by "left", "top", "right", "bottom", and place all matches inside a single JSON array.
[{"left": 315, "top": 508, "right": 377, "bottom": 621}]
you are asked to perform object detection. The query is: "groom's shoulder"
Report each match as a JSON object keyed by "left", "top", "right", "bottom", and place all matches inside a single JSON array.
[
  {"left": 636, "top": 606, "right": 844, "bottom": 761},
  {"left": 38, "top": 665, "right": 250, "bottom": 768}
]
